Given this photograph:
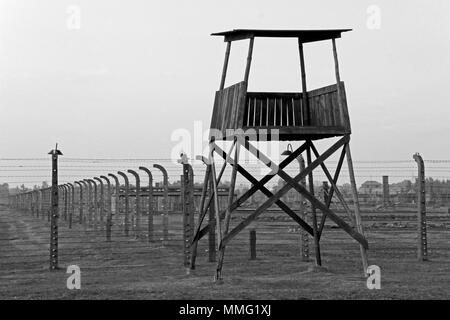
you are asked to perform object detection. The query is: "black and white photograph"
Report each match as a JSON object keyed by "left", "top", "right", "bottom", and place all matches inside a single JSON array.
[{"left": 1, "top": 0, "right": 450, "bottom": 307}]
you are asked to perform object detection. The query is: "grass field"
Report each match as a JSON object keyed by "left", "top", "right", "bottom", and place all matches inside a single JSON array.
[{"left": 1, "top": 204, "right": 450, "bottom": 300}]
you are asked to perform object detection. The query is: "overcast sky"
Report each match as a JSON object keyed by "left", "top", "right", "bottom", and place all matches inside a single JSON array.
[{"left": 1, "top": 0, "right": 449, "bottom": 163}]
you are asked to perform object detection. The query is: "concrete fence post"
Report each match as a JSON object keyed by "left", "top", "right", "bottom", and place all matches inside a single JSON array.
[
  {"left": 139, "top": 167, "right": 154, "bottom": 243},
  {"left": 108, "top": 173, "right": 121, "bottom": 236},
  {"left": 75, "top": 181, "right": 84, "bottom": 225},
  {"left": 48, "top": 144, "right": 62, "bottom": 270},
  {"left": 180, "top": 160, "right": 195, "bottom": 268},
  {"left": 94, "top": 177, "right": 105, "bottom": 231},
  {"left": 153, "top": 164, "right": 169, "bottom": 244},
  {"left": 67, "top": 183, "right": 75, "bottom": 229},
  {"left": 298, "top": 154, "right": 309, "bottom": 262},
  {"left": 117, "top": 171, "right": 130, "bottom": 237},
  {"left": 413, "top": 153, "right": 428, "bottom": 261},
  {"left": 383, "top": 175, "right": 389, "bottom": 207},
  {"left": 100, "top": 176, "right": 112, "bottom": 241},
  {"left": 128, "top": 170, "right": 141, "bottom": 238}
]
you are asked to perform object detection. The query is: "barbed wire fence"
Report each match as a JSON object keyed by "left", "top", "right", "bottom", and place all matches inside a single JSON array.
[{"left": 2, "top": 151, "right": 450, "bottom": 293}]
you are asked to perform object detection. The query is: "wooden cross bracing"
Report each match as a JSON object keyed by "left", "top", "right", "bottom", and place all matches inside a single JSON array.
[{"left": 190, "top": 134, "right": 369, "bottom": 280}]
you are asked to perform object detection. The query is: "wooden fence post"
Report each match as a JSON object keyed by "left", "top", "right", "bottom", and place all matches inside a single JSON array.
[
  {"left": 413, "top": 153, "right": 428, "bottom": 261},
  {"left": 249, "top": 229, "right": 256, "bottom": 260}
]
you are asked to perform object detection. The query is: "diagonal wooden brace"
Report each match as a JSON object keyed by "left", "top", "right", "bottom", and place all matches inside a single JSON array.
[
  {"left": 196, "top": 143, "right": 314, "bottom": 242},
  {"left": 222, "top": 136, "right": 353, "bottom": 247},
  {"left": 214, "top": 141, "right": 309, "bottom": 213},
  {"left": 310, "top": 142, "right": 356, "bottom": 226},
  {"left": 213, "top": 143, "right": 313, "bottom": 236},
  {"left": 241, "top": 137, "right": 368, "bottom": 249},
  {"left": 318, "top": 146, "right": 346, "bottom": 239}
]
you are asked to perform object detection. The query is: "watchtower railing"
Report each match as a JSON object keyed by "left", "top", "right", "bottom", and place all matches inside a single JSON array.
[
  {"left": 244, "top": 82, "right": 350, "bottom": 129},
  {"left": 210, "top": 81, "right": 351, "bottom": 139},
  {"left": 244, "top": 92, "right": 303, "bottom": 127}
]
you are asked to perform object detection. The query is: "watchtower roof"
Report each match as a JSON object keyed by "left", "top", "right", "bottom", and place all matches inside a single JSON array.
[{"left": 211, "top": 28, "right": 352, "bottom": 42}]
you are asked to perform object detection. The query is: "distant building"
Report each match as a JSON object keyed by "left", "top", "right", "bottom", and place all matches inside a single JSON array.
[{"left": 358, "top": 181, "right": 383, "bottom": 195}]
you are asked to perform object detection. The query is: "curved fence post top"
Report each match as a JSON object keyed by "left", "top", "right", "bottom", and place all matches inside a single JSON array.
[
  {"left": 100, "top": 175, "right": 111, "bottom": 185},
  {"left": 138, "top": 166, "right": 152, "bottom": 175},
  {"left": 84, "top": 179, "right": 97, "bottom": 193},
  {"left": 413, "top": 153, "right": 424, "bottom": 165},
  {"left": 153, "top": 164, "right": 168, "bottom": 186},
  {"left": 78, "top": 180, "right": 88, "bottom": 187},
  {"left": 85, "top": 178, "right": 96, "bottom": 185},
  {"left": 153, "top": 164, "right": 168, "bottom": 177},
  {"left": 94, "top": 176, "right": 103, "bottom": 183},
  {"left": 94, "top": 177, "right": 104, "bottom": 187},
  {"left": 117, "top": 171, "right": 129, "bottom": 184},
  {"left": 108, "top": 173, "right": 119, "bottom": 183},
  {"left": 127, "top": 169, "right": 140, "bottom": 181},
  {"left": 139, "top": 166, "right": 153, "bottom": 183},
  {"left": 117, "top": 171, "right": 127, "bottom": 178}
]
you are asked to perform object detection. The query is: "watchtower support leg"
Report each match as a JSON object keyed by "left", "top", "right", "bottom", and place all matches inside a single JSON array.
[
  {"left": 345, "top": 142, "right": 369, "bottom": 275},
  {"left": 216, "top": 139, "right": 240, "bottom": 281},
  {"left": 306, "top": 141, "right": 322, "bottom": 266},
  {"left": 209, "top": 146, "right": 223, "bottom": 280},
  {"left": 208, "top": 173, "right": 217, "bottom": 262}
]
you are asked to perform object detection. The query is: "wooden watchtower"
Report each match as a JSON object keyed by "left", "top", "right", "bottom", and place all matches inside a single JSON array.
[{"left": 190, "top": 29, "right": 369, "bottom": 281}]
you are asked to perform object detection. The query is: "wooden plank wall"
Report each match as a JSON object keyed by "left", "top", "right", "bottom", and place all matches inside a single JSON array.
[
  {"left": 307, "top": 82, "right": 349, "bottom": 129},
  {"left": 210, "top": 81, "right": 247, "bottom": 133}
]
